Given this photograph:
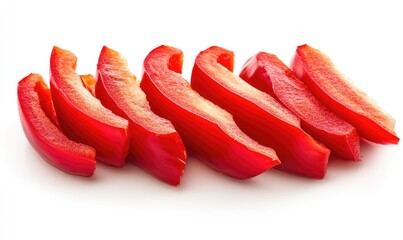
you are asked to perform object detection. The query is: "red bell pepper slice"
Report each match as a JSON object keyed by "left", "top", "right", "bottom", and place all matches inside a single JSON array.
[
  {"left": 96, "top": 46, "right": 187, "bottom": 186},
  {"left": 80, "top": 74, "right": 96, "bottom": 96},
  {"left": 240, "top": 52, "right": 360, "bottom": 161},
  {"left": 191, "top": 46, "right": 330, "bottom": 179},
  {"left": 50, "top": 46, "right": 130, "bottom": 167},
  {"left": 291, "top": 44, "right": 399, "bottom": 144},
  {"left": 140, "top": 45, "right": 280, "bottom": 179},
  {"left": 18, "top": 73, "right": 96, "bottom": 176}
]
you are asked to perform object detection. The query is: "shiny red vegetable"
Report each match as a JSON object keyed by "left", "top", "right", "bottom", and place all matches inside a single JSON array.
[
  {"left": 291, "top": 44, "right": 399, "bottom": 145},
  {"left": 96, "top": 46, "right": 187, "bottom": 186},
  {"left": 141, "top": 45, "right": 280, "bottom": 179},
  {"left": 240, "top": 52, "right": 360, "bottom": 161},
  {"left": 50, "top": 46, "right": 130, "bottom": 167},
  {"left": 18, "top": 73, "right": 96, "bottom": 176},
  {"left": 191, "top": 46, "right": 330, "bottom": 179}
]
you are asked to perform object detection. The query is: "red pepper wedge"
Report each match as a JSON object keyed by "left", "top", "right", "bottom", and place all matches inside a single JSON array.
[
  {"left": 240, "top": 52, "right": 360, "bottom": 161},
  {"left": 140, "top": 45, "right": 280, "bottom": 179},
  {"left": 291, "top": 44, "right": 399, "bottom": 144},
  {"left": 96, "top": 46, "right": 187, "bottom": 186},
  {"left": 50, "top": 46, "right": 130, "bottom": 167},
  {"left": 191, "top": 46, "right": 330, "bottom": 179},
  {"left": 18, "top": 73, "right": 96, "bottom": 176}
]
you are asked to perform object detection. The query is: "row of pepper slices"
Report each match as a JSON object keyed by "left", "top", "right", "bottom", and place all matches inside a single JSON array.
[{"left": 17, "top": 44, "right": 399, "bottom": 186}]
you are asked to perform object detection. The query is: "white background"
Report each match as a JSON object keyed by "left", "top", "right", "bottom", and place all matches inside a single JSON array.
[{"left": 1, "top": 0, "right": 402, "bottom": 239}]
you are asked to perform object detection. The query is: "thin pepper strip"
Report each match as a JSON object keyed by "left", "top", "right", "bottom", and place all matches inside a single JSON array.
[
  {"left": 18, "top": 73, "right": 96, "bottom": 176},
  {"left": 291, "top": 44, "right": 399, "bottom": 145},
  {"left": 50, "top": 46, "right": 130, "bottom": 166},
  {"left": 240, "top": 52, "right": 360, "bottom": 161}
]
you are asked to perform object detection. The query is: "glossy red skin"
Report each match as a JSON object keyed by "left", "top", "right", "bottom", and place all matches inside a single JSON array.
[
  {"left": 140, "top": 45, "right": 280, "bottom": 179},
  {"left": 291, "top": 44, "right": 399, "bottom": 145},
  {"left": 192, "top": 46, "right": 330, "bottom": 179},
  {"left": 18, "top": 73, "right": 96, "bottom": 176},
  {"left": 96, "top": 46, "right": 187, "bottom": 186},
  {"left": 50, "top": 46, "right": 130, "bottom": 167},
  {"left": 240, "top": 52, "right": 360, "bottom": 161}
]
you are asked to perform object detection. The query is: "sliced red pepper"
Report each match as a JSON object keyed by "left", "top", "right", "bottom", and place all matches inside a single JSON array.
[
  {"left": 291, "top": 44, "right": 399, "bottom": 144},
  {"left": 50, "top": 46, "right": 130, "bottom": 167},
  {"left": 80, "top": 74, "right": 96, "bottom": 96},
  {"left": 140, "top": 45, "right": 280, "bottom": 179},
  {"left": 18, "top": 73, "right": 96, "bottom": 176},
  {"left": 191, "top": 46, "right": 330, "bottom": 179},
  {"left": 240, "top": 52, "right": 360, "bottom": 161},
  {"left": 96, "top": 46, "right": 187, "bottom": 186}
]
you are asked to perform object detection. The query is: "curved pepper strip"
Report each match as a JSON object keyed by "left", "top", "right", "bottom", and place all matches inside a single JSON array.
[
  {"left": 191, "top": 46, "right": 330, "bottom": 179},
  {"left": 50, "top": 46, "right": 130, "bottom": 167},
  {"left": 291, "top": 44, "right": 399, "bottom": 145},
  {"left": 18, "top": 73, "right": 96, "bottom": 176},
  {"left": 140, "top": 45, "right": 280, "bottom": 179},
  {"left": 96, "top": 46, "right": 187, "bottom": 186},
  {"left": 240, "top": 52, "right": 360, "bottom": 161}
]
